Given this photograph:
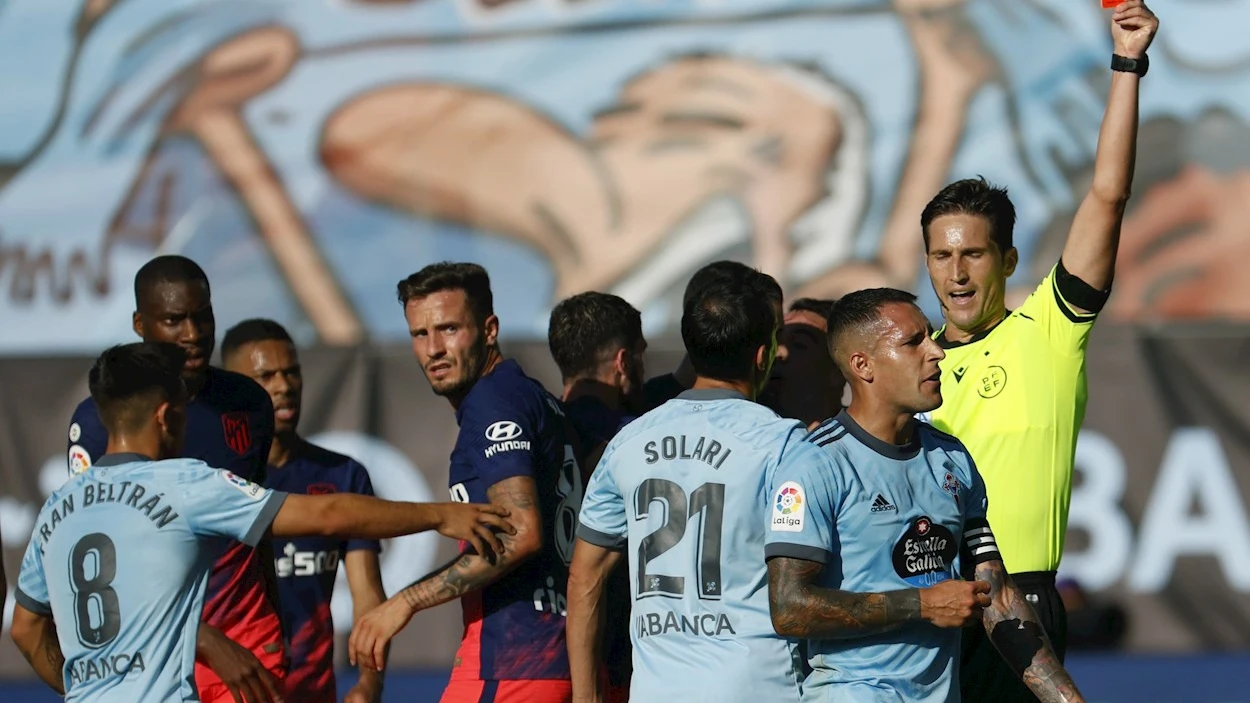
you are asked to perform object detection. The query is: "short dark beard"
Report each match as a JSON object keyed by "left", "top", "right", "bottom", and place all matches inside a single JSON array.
[{"left": 432, "top": 338, "right": 488, "bottom": 399}]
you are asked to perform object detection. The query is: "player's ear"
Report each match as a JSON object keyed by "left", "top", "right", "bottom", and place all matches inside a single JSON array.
[
  {"left": 1002, "top": 246, "right": 1019, "bottom": 278},
  {"left": 613, "top": 347, "right": 629, "bottom": 380},
  {"left": 482, "top": 314, "right": 500, "bottom": 347},
  {"left": 848, "top": 349, "right": 873, "bottom": 383},
  {"left": 132, "top": 311, "right": 144, "bottom": 339},
  {"left": 155, "top": 401, "right": 172, "bottom": 433}
]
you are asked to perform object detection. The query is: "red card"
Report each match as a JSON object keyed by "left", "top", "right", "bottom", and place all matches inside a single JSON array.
[{"left": 1102, "top": 0, "right": 1124, "bottom": 7}]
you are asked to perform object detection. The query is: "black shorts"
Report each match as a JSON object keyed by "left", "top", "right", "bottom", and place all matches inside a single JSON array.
[{"left": 959, "top": 570, "right": 1068, "bottom": 703}]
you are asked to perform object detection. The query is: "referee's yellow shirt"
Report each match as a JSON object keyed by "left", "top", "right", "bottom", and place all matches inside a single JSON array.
[{"left": 928, "top": 264, "right": 1095, "bottom": 574}]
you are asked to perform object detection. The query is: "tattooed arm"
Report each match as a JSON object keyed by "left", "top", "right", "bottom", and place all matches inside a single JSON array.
[
  {"left": 767, "top": 557, "right": 990, "bottom": 639},
  {"left": 10, "top": 605, "right": 66, "bottom": 694},
  {"left": 977, "top": 559, "right": 1085, "bottom": 703},
  {"left": 348, "top": 476, "right": 544, "bottom": 671}
]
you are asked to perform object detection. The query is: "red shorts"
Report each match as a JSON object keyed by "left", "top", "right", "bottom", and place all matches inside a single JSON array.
[
  {"left": 194, "top": 642, "right": 287, "bottom": 703},
  {"left": 440, "top": 679, "right": 572, "bottom": 703}
]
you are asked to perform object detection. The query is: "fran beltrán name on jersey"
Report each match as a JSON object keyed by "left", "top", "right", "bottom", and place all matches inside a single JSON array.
[{"left": 35, "top": 482, "right": 179, "bottom": 552}]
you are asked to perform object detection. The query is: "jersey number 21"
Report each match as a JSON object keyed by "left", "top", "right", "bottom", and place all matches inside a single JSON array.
[{"left": 635, "top": 479, "right": 725, "bottom": 600}]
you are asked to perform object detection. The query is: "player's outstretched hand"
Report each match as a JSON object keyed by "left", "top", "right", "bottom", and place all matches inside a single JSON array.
[
  {"left": 1110, "top": 0, "right": 1159, "bottom": 59},
  {"left": 349, "top": 599, "right": 410, "bottom": 673},
  {"left": 198, "top": 624, "right": 284, "bottom": 703},
  {"left": 919, "top": 579, "right": 992, "bottom": 628},
  {"left": 431, "top": 502, "right": 515, "bottom": 557}
]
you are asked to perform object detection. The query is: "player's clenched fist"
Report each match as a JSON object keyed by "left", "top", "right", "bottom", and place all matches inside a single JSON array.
[
  {"left": 919, "top": 579, "right": 992, "bottom": 628},
  {"left": 430, "top": 502, "right": 516, "bottom": 558},
  {"left": 1110, "top": 0, "right": 1159, "bottom": 59}
]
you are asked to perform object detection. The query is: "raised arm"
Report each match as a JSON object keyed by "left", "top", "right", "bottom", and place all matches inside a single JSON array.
[
  {"left": 347, "top": 475, "right": 545, "bottom": 671},
  {"left": 10, "top": 605, "right": 66, "bottom": 694},
  {"left": 1059, "top": 0, "right": 1159, "bottom": 300},
  {"left": 976, "top": 559, "right": 1085, "bottom": 703},
  {"left": 766, "top": 556, "right": 990, "bottom": 639},
  {"left": 566, "top": 538, "right": 624, "bottom": 703}
]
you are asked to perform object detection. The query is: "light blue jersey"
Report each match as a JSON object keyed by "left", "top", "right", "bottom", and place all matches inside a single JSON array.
[
  {"left": 578, "top": 388, "right": 828, "bottom": 702},
  {"left": 764, "top": 411, "right": 1002, "bottom": 703},
  {"left": 15, "top": 453, "right": 287, "bottom": 702}
]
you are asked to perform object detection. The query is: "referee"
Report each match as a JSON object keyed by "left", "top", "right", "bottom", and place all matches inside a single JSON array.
[{"left": 918, "top": 3, "right": 1159, "bottom": 702}]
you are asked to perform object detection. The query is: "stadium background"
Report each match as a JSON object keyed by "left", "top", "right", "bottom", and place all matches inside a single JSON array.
[{"left": 1, "top": 0, "right": 1249, "bottom": 700}]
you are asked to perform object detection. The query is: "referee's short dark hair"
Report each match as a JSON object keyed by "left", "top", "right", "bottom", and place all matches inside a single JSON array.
[
  {"left": 221, "top": 318, "right": 295, "bottom": 362},
  {"left": 827, "top": 288, "right": 919, "bottom": 362},
  {"left": 548, "top": 292, "right": 643, "bottom": 382},
  {"left": 89, "top": 342, "right": 188, "bottom": 435},
  {"left": 681, "top": 261, "right": 783, "bottom": 382},
  {"left": 396, "top": 262, "right": 494, "bottom": 326},
  {"left": 921, "top": 176, "right": 1016, "bottom": 255}
]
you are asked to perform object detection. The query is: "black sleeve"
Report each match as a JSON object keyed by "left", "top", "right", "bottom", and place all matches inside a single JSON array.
[{"left": 1055, "top": 258, "right": 1110, "bottom": 314}]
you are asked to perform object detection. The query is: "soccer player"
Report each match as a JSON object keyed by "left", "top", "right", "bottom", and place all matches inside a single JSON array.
[
  {"left": 919, "top": 5, "right": 1159, "bottom": 701},
  {"left": 547, "top": 291, "right": 646, "bottom": 702},
  {"left": 349, "top": 262, "right": 581, "bottom": 703},
  {"left": 10, "top": 342, "right": 513, "bottom": 702},
  {"left": 221, "top": 318, "right": 388, "bottom": 703},
  {"left": 765, "top": 288, "right": 1084, "bottom": 703},
  {"left": 66, "top": 255, "right": 287, "bottom": 702},
  {"left": 639, "top": 260, "right": 746, "bottom": 411},
  {"left": 568, "top": 261, "right": 811, "bottom": 702},
  {"left": 760, "top": 298, "right": 844, "bottom": 430}
]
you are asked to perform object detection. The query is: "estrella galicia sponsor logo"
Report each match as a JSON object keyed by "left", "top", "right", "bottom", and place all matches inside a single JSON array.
[
  {"left": 771, "top": 481, "right": 805, "bottom": 532},
  {"left": 69, "top": 652, "right": 146, "bottom": 686},
  {"left": 892, "top": 516, "right": 958, "bottom": 587}
]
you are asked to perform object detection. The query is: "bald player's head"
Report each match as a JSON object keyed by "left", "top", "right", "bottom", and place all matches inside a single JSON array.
[
  {"left": 131, "top": 256, "right": 216, "bottom": 379},
  {"left": 827, "top": 288, "right": 945, "bottom": 414}
]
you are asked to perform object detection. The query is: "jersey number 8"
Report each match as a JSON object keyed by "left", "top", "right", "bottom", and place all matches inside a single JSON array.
[
  {"left": 634, "top": 479, "right": 725, "bottom": 600},
  {"left": 69, "top": 533, "right": 122, "bottom": 649}
]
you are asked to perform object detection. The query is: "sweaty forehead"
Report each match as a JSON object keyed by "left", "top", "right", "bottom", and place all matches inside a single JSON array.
[
  {"left": 928, "top": 214, "right": 995, "bottom": 251},
  {"left": 139, "top": 280, "right": 210, "bottom": 313},
  {"left": 878, "top": 302, "right": 929, "bottom": 340}
]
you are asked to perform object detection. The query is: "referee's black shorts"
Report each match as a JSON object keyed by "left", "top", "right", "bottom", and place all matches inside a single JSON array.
[{"left": 959, "top": 571, "right": 1068, "bottom": 703}]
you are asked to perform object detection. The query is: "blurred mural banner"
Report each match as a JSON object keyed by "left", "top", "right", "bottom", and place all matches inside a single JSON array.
[
  {"left": 2, "top": 0, "right": 1250, "bottom": 352},
  {"left": 3, "top": 325, "right": 1250, "bottom": 679}
]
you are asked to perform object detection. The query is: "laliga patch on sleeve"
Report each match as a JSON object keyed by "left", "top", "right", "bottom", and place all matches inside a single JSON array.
[
  {"left": 771, "top": 481, "right": 806, "bottom": 532},
  {"left": 68, "top": 445, "right": 92, "bottom": 475},
  {"left": 221, "top": 471, "right": 265, "bottom": 501}
]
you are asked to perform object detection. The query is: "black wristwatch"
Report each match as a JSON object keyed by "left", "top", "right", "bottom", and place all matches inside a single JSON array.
[{"left": 1111, "top": 53, "right": 1148, "bottom": 77}]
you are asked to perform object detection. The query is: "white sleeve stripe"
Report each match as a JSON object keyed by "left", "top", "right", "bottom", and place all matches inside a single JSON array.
[
  {"left": 967, "top": 535, "right": 997, "bottom": 547},
  {"left": 964, "top": 527, "right": 993, "bottom": 538},
  {"left": 972, "top": 545, "right": 1001, "bottom": 556}
]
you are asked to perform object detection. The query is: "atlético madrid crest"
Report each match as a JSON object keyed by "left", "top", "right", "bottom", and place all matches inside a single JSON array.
[{"left": 222, "top": 412, "right": 252, "bottom": 455}]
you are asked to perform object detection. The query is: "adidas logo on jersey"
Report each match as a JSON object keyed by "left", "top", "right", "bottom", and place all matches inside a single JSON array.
[{"left": 871, "top": 494, "right": 897, "bottom": 513}]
